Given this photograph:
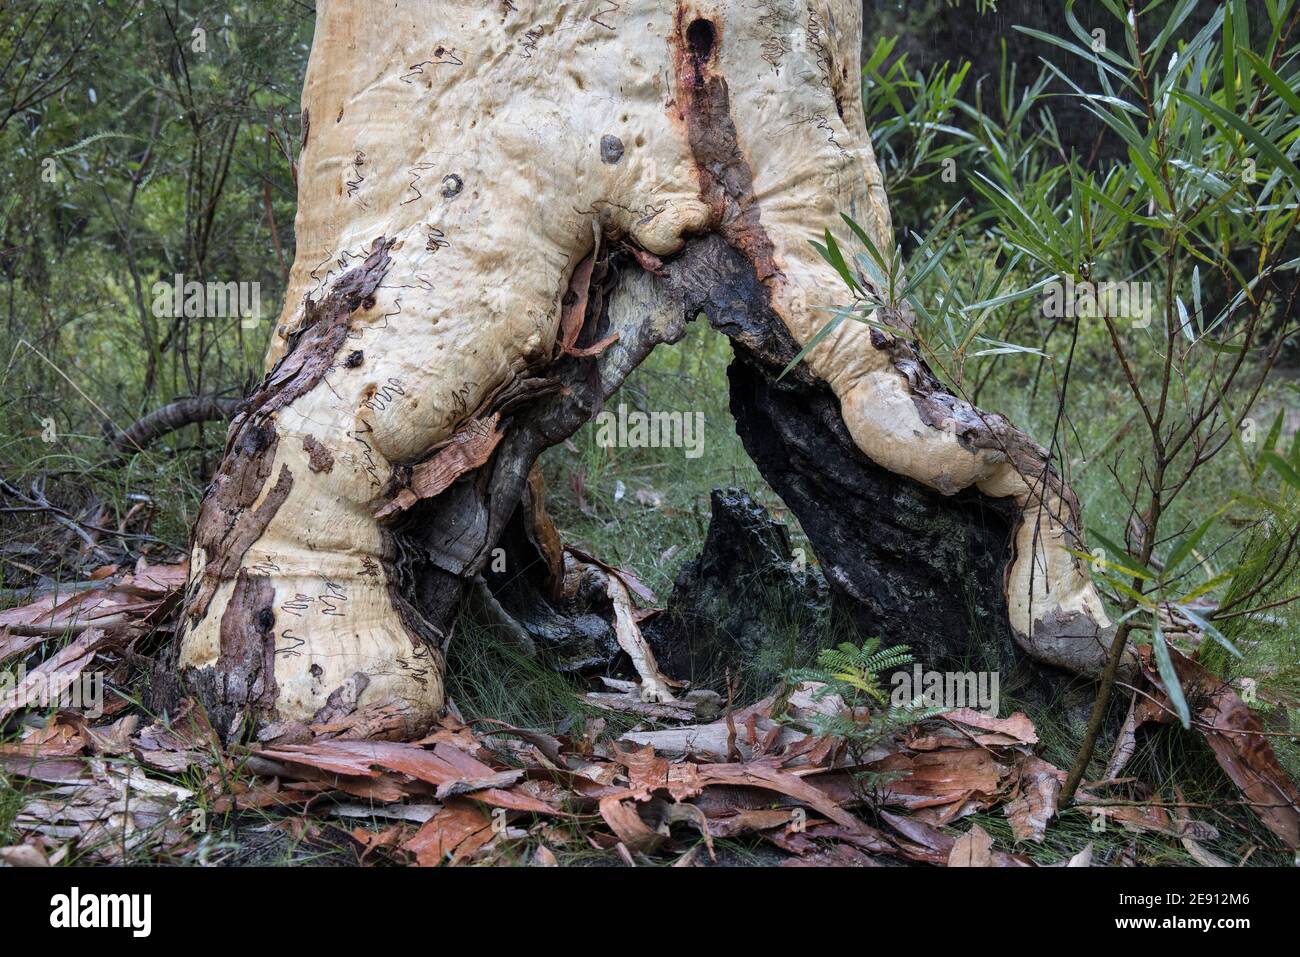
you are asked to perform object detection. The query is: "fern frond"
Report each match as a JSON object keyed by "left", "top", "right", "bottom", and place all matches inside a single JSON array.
[
  {"left": 859, "top": 643, "right": 914, "bottom": 673},
  {"left": 51, "top": 132, "right": 140, "bottom": 157}
]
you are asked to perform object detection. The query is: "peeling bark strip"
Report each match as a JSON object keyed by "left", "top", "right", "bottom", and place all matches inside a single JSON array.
[
  {"left": 311, "top": 672, "right": 371, "bottom": 725},
  {"left": 559, "top": 248, "right": 620, "bottom": 357},
  {"left": 376, "top": 412, "right": 504, "bottom": 520},
  {"left": 184, "top": 238, "right": 393, "bottom": 623},
  {"left": 523, "top": 463, "right": 564, "bottom": 597},
  {"left": 1164, "top": 647, "right": 1300, "bottom": 847},
  {"left": 186, "top": 447, "right": 293, "bottom": 623},
  {"left": 251, "top": 237, "right": 394, "bottom": 417},
  {"left": 161, "top": 569, "right": 280, "bottom": 740},
  {"left": 214, "top": 571, "right": 278, "bottom": 720}
]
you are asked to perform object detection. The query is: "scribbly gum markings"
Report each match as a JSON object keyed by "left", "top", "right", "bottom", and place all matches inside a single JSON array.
[
  {"left": 175, "top": 237, "right": 445, "bottom": 737},
  {"left": 185, "top": 239, "right": 393, "bottom": 622},
  {"left": 168, "top": 0, "right": 1119, "bottom": 740}
]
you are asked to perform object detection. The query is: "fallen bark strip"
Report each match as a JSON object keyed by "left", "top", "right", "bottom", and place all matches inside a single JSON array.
[{"left": 1164, "top": 648, "right": 1300, "bottom": 848}]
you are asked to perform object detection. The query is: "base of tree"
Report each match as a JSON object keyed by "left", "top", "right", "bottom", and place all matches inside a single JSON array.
[{"left": 152, "top": 234, "right": 1100, "bottom": 738}]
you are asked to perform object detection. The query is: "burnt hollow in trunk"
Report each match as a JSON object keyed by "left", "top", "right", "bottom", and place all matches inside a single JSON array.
[
  {"left": 673, "top": 238, "right": 1037, "bottom": 683},
  {"left": 418, "top": 235, "right": 1053, "bottom": 691},
  {"left": 725, "top": 328, "right": 1019, "bottom": 669}
]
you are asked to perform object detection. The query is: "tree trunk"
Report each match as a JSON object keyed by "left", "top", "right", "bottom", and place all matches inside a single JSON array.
[{"left": 159, "top": 0, "right": 1121, "bottom": 740}]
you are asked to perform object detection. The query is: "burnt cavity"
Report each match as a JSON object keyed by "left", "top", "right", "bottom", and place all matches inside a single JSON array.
[{"left": 686, "top": 18, "right": 715, "bottom": 76}]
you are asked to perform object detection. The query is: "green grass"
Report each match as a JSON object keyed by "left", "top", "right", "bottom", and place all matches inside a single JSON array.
[
  {"left": 444, "top": 612, "right": 597, "bottom": 734},
  {"left": 0, "top": 771, "right": 20, "bottom": 847}
]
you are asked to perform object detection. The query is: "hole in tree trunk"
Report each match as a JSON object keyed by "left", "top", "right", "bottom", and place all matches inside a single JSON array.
[{"left": 686, "top": 19, "right": 716, "bottom": 68}]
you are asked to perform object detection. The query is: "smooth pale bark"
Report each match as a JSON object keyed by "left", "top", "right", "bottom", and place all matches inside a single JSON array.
[{"left": 169, "top": 0, "right": 1118, "bottom": 739}]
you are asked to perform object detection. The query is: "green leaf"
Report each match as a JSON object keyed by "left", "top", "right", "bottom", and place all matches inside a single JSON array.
[
  {"left": 964, "top": 272, "right": 1057, "bottom": 313},
  {"left": 1150, "top": 620, "right": 1192, "bottom": 730},
  {"left": 1262, "top": 450, "right": 1300, "bottom": 489},
  {"left": 1146, "top": 0, "right": 1206, "bottom": 61},
  {"left": 1191, "top": 265, "right": 1203, "bottom": 334},
  {"left": 1237, "top": 47, "right": 1300, "bottom": 116},
  {"left": 1175, "top": 296, "right": 1194, "bottom": 342},
  {"left": 906, "top": 226, "right": 963, "bottom": 296},
  {"left": 840, "top": 213, "right": 894, "bottom": 281},
  {"left": 1087, "top": 526, "right": 1152, "bottom": 572},
  {"left": 1255, "top": 409, "right": 1285, "bottom": 480},
  {"left": 777, "top": 308, "right": 847, "bottom": 381},
  {"left": 1174, "top": 604, "right": 1242, "bottom": 660},
  {"left": 1172, "top": 89, "right": 1300, "bottom": 185},
  {"left": 1174, "top": 567, "right": 1237, "bottom": 604},
  {"left": 1012, "top": 25, "right": 1134, "bottom": 79},
  {"left": 811, "top": 230, "right": 860, "bottom": 295},
  {"left": 1075, "top": 176, "right": 1167, "bottom": 229},
  {"left": 1165, "top": 511, "right": 1220, "bottom": 576},
  {"left": 1223, "top": 0, "right": 1238, "bottom": 114}
]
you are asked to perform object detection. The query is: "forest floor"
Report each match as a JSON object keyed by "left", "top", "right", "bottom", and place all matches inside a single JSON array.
[{"left": 1, "top": 323, "right": 1298, "bottom": 867}]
